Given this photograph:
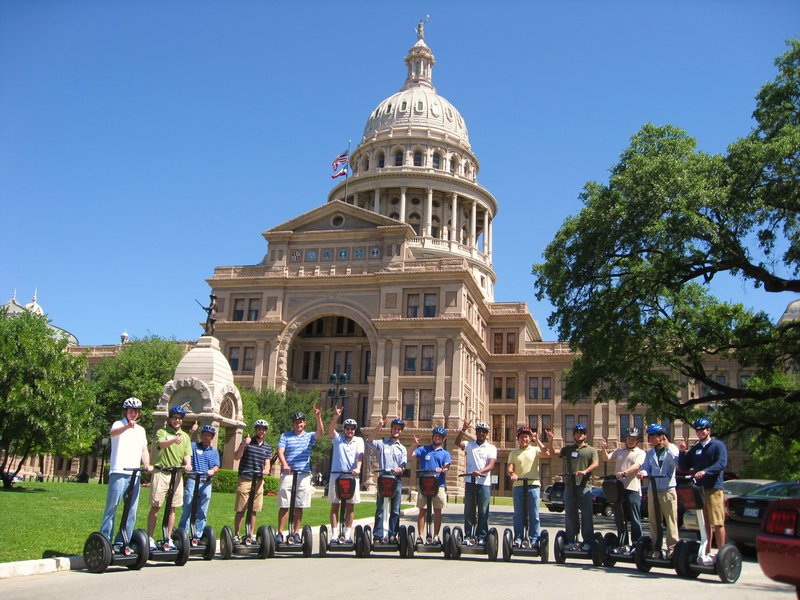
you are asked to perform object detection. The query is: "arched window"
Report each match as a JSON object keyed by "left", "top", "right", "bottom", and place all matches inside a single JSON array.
[
  {"left": 413, "top": 150, "right": 423, "bottom": 167},
  {"left": 450, "top": 158, "right": 458, "bottom": 174},
  {"left": 408, "top": 212, "right": 421, "bottom": 236},
  {"left": 431, "top": 215, "right": 441, "bottom": 238},
  {"left": 432, "top": 152, "right": 441, "bottom": 169},
  {"left": 363, "top": 156, "right": 370, "bottom": 171},
  {"left": 378, "top": 152, "right": 385, "bottom": 168},
  {"left": 389, "top": 212, "right": 400, "bottom": 220},
  {"left": 395, "top": 151, "right": 404, "bottom": 166}
]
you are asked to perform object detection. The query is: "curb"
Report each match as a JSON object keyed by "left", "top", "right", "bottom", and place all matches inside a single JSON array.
[{"left": 0, "top": 555, "right": 84, "bottom": 580}]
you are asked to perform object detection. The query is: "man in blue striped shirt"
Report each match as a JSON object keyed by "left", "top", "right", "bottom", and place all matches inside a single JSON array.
[
  {"left": 233, "top": 419, "right": 273, "bottom": 542},
  {"left": 367, "top": 416, "right": 408, "bottom": 543},
  {"left": 178, "top": 423, "right": 220, "bottom": 538},
  {"left": 276, "top": 406, "right": 324, "bottom": 543}
]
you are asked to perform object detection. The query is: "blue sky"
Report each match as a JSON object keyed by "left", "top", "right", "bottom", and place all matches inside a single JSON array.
[{"left": 1, "top": 1, "right": 798, "bottom": 345}]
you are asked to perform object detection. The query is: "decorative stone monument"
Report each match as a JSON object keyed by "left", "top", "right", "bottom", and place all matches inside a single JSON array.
[{"left": 156, "top": 336, "right": 244, "bottom": 469}]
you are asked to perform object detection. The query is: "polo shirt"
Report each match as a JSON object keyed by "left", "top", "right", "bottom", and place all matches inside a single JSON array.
[
  {"left": 278, "top": 430, "right": 317, "bottom": 472},
  {"left": 191, "top": 441, "right": 221, "bottom": 482},
  {"left": 609, "top": 446, "right": 646, "bottom": 492},
  {"left": 369, "top": 438, "right": 407, "bottom": 473},
  {"left": 464, "top": 440, "right": 497, "bottom": 486},
  {"left": 237, "top": 440, "right": 273, "bottom": 478},
  {"left": 109, "top": 419, "right": 148, "bottom": 474},
  {"left": 330, "top": 433, "right": 365, "bottom": 474},
  {"left": 559, "top": 443, "right": 598, "bottom": 488},
  {"left": 509, "top": 444, "right": 541, "bottom": 487},
  {"left": 155, "top": 426, "right": 191, "bottom": 467},
  {"left": 413, "top": 445, "right": 451, "bottom": 487}
]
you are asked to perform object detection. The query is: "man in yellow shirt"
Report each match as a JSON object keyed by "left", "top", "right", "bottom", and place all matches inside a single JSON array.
[{"left": 507, "top": 425, "right": 552, "bottom": 548}]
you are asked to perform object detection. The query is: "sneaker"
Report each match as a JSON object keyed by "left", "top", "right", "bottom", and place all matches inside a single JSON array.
[
  {"left": 433, "top": 537, "right": 441, "bottom": 545},
  {"left": 167, "top": 540, "right": 176, "bottom": 550},
  {"left": 292, "top": 533, "right": 302, "bottom": 544},
  {"left": 275, "top": 533, "right": 284, "bottom": 544},
  {"left": 416, "top": 536, "right": 424, "bottom": 545},
  {"left": 148, "top": 536, "right": 157, "bottom": 550},
  {"left": 345, "top": 538, "right": 353, "bottom": 544},
  {"left": 232, "top": 535, "right": 241, "bottom": 544},
  {"left": 698, "top": 553, "right": 715, "bottom": 566},
  {"left": 477, "top": 537, "right": 486, "bottom": 547},
  {"left": 513, "top": 538, "right": 522, "bottom": 548},
  {"left": 581, "top": 543, "right": 592, "bottom": 552},
  {"left": 373, "top": 536, "right": 382, "bottom": 544},
  {"left": 388, "top": 535, "right": 397, "bottom": 544},
  {"left": 530, "top": 537, "right": 539, "bottom": 550}
]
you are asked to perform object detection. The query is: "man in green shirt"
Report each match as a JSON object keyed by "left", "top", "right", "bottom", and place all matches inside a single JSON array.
[{"left": 147, "top": 405, "right": 192, "bottom": 549}]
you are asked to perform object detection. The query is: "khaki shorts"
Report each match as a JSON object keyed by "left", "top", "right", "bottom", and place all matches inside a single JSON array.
[
  {"left": 150, "top": 470, "right": 184, "bottom": 508},
  {"left": 703, "top": 487, "right": 725, "bottom": 527},
  {"left": 416, "top": 487, "right": 447, "bottom": 510},
  {"left": 278, "top": 472, "right": 312, "bottom": 509},
  {"left": 327, "top": 477, "right": 361, "bottom": 504},
  {"left": 236, "top": 477, "right": 265, "bottom": 513}
]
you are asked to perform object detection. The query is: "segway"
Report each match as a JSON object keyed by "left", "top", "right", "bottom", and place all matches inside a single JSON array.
[
  {"left": 601, "top": 474, "right": 635, "bottom": 567},
  {"left": 634, "top": 474, "right": 676, "bottom": 572},
  {"left": 370, "top": 470, "right": 409, "bottom": 557},
  {"left": 271, "top": 469, "right": 314, "bottom": 557},
  {"left": 145, "top": 466, "right": 190, "bottom": 566},
  {"left": 219, "top": 471, "right": 273, "bottom": 559},
  {"left": 501, "top": 477, "right": 549, "bottom": 563},
  {"left": 410, "top": 470, "right": 449, "bottom": 557},
  {"left": 673, "top": 475, "right": 742, "bottom": 583},
  {"left": 450, "top": 473, "right": 499, "bottom": 560},
  {"left": 553, "top": 472, "right": 604, "bottom": 566},
  {"left": 183, "top": 470, "right": 216, "bottom": 560},
  {"left": 319, "top": 471, "right": 370, "bottom": 557},
  {"left": 83, "top": 467, "right": 149, "bottom": 573}
]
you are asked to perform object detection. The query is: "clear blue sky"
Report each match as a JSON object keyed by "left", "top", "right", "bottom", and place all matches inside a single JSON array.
[{"left": 1, "top": 1, "right": 798, "bottom": 345}]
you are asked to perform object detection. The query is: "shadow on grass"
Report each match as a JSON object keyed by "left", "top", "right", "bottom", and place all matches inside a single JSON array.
[
  {"left": 42, "top": 549, "right": 73, "bottom": 559},
  {"left": 0, "top": 486, "right": 47, "bottom": 493}
]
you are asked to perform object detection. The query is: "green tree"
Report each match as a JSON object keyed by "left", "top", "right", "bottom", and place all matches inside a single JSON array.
[
  {"left": 0, "top": 308, "right": 95, "bottom": 488},
  {"left": 533, "top": 40, "right": 800, "bottom": 479}
]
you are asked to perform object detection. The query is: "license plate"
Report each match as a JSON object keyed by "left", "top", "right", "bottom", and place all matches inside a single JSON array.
[{"left": 743, "top": 507, "right": 760, "bottom": 518}]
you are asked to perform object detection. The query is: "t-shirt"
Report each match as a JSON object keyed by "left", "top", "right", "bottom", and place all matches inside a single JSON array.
[
  {"left": 330, "top": 434, "right": 365, "bottom": 474},
  {"left": 559, "top": 444, "right": 598, "bottom": 488},
  {"left": 191, "top": 442, "right": 221, "bottom": 482},
  {"left": 413, "top": 445, "right": 451, "bottom": 487},
  {"left": 609, "top": 446, "right": 646, "bottom": 492},
  {"left": 155, "top": 426, "right": 192, "bottom": 468},
  {"left": 509, "top": 444, "right": 541, "bottom": 487},
  {"left": 109, "top": 418, "right": 148, "bottom": 475},
  {"left": 278, "top": 430, "right": 317, "bottom": 472},
  {"left": 369, "top": 438, "right": 407, "bottom": 473},
  {"left": 237, "top": 440, "right": 273, "bottom": 478},
  {"left": 464, "top": 440, "right": 497, "bottom": 487}
]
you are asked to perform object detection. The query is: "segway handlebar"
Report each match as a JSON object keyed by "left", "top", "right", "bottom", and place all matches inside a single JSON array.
[
  {"left": 154, "top": 465, "right": 186, "bottom": 473},
  {"left": 123, "top": 467, "right": 149, "bottom": 472}
]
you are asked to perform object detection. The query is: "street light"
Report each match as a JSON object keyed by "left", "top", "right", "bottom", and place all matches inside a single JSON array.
[
  {"left": 327, "top": 372, "right": 349, "bottom": 415},
  {"left": 98, "top": 437, "right": 110, "bottom": 484}
]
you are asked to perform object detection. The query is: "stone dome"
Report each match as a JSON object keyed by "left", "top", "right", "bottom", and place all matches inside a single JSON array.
[{"left": 778, "top": 298, "right": 800, "bottom": 327}]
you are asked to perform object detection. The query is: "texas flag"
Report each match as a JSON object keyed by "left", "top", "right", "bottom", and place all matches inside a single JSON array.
[{"left": 331, "top": 166, "right": 348, "bottom": 179}]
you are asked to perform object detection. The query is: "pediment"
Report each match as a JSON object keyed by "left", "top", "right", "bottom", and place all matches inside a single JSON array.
[{"left": 264, "top": 200, "right": 408, "bottom": 236}]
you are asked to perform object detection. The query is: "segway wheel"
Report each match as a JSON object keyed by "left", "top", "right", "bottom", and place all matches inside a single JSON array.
[
  {"left": 267, "top": 526, "right": 277, "bottom": 558},
  {"left": 173, "top": 528, "right": 190, "bottom": 566},
  {"left": 502, "top": 529, "right": 513, "bottom": 562},
  {"left": 677, "top": 540, "right": 701, "bottom": 579},
  {"left": 673, "top": 540, "right": 687, "bottom": 577},
  {"left": 451, "top": 526, "right": 463, "bottom": 559},
  {"left": 634, "top": 536, "right": 652, "bottom": 573},
  {"left": 302, "top": 525, "right": 313, "bottom": 558},
  {"left": 554, "top": 531, "right": 566, "bottom": 564},
  {"left": 257, "top": 525, "right": 270, "bottom": 559},
  {"left": 363, "top": 529, "right": 372, "bottom": 558},
  {"left": 406, "top": 525, "right": 416, "bottom": 558},
  {"left": 83, "top": 532, "right": 113, "bottom": 573},
  {"left": 318, "top": 525, "right": 328, "bottom": 558},
  {"left": 487, "top": 528, "right": 498, "bottom": 562},
  {"left": 603, "top": 532, "right": 619, "bottom": 567},
  {"left": 129, "top": 529, "right": 149, "bottom": 570},
  {"left": 716, "top": 544, "right": 742, "bottom": 584},
  {"left": 354, "top": 524, "right": 364, "bottom": 558},
  {"left": 591, "top": 532, "right": 605, "bottom": 567},
  {"left": 540, "top": 530, "right": 550, "bottom": 564},
  {"left": 398, "top": 524, "right": 409, "bottom": 558},
  {"left": 442, "top": 525, "right": 452, "bottom": 559},
  {"left": 220, "top": 525, "right": 233, "bottom": 560},
  {"left": 201, "top": 526, "right": 216, "bottom": 561}
]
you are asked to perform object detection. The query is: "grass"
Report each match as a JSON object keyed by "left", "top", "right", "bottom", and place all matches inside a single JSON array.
[{"left": 0, "top": 481, "right": 379, "bottom": 563}]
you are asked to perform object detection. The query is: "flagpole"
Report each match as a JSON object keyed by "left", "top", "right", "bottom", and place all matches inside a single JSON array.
[{"left": 343, "top": 139, "right": 351, "bottom": 203}]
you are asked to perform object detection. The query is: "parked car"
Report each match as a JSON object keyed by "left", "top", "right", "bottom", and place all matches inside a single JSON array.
[
  {"left": 545, "top": 482, "right": 564, "bottom": 512},
  {"left": 723, "top": 478, "right": 774, "bottom": 500},
  {"left": 726, "top": 480, "right": 800, "bottom": 552},
  {"left": 590, "top": 486, "right": 614, "bottom": 517},
  {"left": 756, "top": 497, "right": 800, "bottom": 595}
]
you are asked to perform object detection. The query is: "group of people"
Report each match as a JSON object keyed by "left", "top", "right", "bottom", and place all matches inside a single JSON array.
[{"left": 101, "top": 397, "right": 728, "bottom": 565}]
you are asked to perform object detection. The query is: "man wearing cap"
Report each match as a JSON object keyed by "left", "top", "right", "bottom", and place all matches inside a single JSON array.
[
  {"left": 327, "top": 404, "right": 364, "bottom": 543},
  {"left": 600, "top": 426, "right": 646, "bottom": 549},
  {"left": 455, "top": 418, "right": 497, "bottom": 546},
  {"left": 679, "top": 417, "right": 728, "bottom": 562},
  {"left": 640, "top": 424, "right": 679, "bottom": 555},
  {"left": 178, "top": 422, "right": 221, "bottom": 539},
  {"left": 233, "top": 419, "right": 273, "bottom": 542},
  {"left": 549, "top": 423, "right": 599, "bottom": 551},
  {"left": 367, "top": 416, "right": 408, "bottom": 543},
  {"left": 411, "top": 426, "right": 452, "bottom": 544},
  {"left": 276, "top": 406, "right": 324, "bottom": 543},
  {"left": 507, "top": 425, "right": 551, "bottom": 548},
  {"left": 147, "top": 406, "right": 193, "bottom": 548}
]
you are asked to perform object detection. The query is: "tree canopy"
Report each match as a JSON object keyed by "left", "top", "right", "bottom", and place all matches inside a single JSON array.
[
  {"left": 533, "top": 40, "right": 800, "bottom": 477},
  {"left": 0, "top": 308, "right": 94, "bottom": 487}
]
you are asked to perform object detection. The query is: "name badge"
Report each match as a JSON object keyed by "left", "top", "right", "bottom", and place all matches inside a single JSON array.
[
  {"left": 695, "top": 449, "right": 702, "bottom": 455},
  {"left": 571, "top": 451, "right": 579, "bottom": 459},
  {"left": 197, "top": 449, "right": 204, "bottom": 455}
]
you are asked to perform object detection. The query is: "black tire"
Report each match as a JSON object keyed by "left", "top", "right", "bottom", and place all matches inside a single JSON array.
[
  {"left": 502, "top": 529, "right": 513, "bottom": 562},
  {"left": 673, "top": 540, "right": 687, "bottom": 577},
  {"left": 602, "top": 504, "right": 614, "bottom": 518},
  {"left": 220, "top": 525, "right": 233, "bottom": 560},
  {"left": 201, "top": 526, "right": 216, "bottom": 561},
  {"left": 267, "top": 526, "right": 277, "bottom": 558},
  {"left": 354, "top": 524, "right": 364, "bottom": 558},
  {"left": 591, "top": 532, "right": 604, "bottom": 567},
  {"left": 318, "top": 525, "right": 328, "bottom": 558},
  {"left": 540, "top": 530, "right": 550, "bottom": 564},
  {"left": 634, "top": 536, "right": 652, "bottom": 573},
  {"left": 173, "top": 528, "right": 190, "bottom": 566},
  {"left": 603, "top": 532, "right": 619, "bottom": 567},
  {"left": 716, "top": 544, "right": 742, "bottom": 584},
  {"left": 83, "top": 532, "right": 113, "bottom": 573},
  {"left": 442, "top": 525, "right": 452, "bottom": 559},
  {"left": 398, "top": 525, "right": 408, "bottom": 558},
  {"left": 554, "top": 531, "right": 566, "bottom": 564},
  {"left": 677, "top": 540, "right": 701, "bottom": 579},
  {"left": 129, "top": 529, "right": 149, "bottom": 570},
  {"left": 451, "top": 526, "right": 463, "bottom": 559},
  {"left": 406, "top": 525, "right": 416, "bottom": 558},
  {"left": 487, "top": 528, "right": 498, "bottom": 561},
  {"left": 363, "top": 530, "right": 372, "bottom": 558},
  {"left": 257, "top": 525, "right": 270, "bottom": 559},
  {"left": 302, "top": 525, "right": 313, "bottom": 558}
]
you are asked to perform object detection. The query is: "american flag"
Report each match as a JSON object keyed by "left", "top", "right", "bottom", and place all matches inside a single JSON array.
[{"left": 331, "top": 150, "right": 349, "bottom": 171}]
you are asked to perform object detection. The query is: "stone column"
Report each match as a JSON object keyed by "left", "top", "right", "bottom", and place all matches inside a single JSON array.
[
  {"left": 253, "top": 340, "right": 267, "bottom": 391},
  {"left": 400, "top": 187, "right": 407, "bottom": 223},
  {"left": 370, "top": 338, "right": 387, "bottom": 422},
  {"left": 425, "top": 187, "right": 433, "bottom": 236},
  {"left": 374, "top": 187, "right": 381, "bottom": 213},
  {"left": 446, "top": 338, "right": 463, "bottom": 426},
  {"left": 488, "top": 217, "right": 493, "bottom": 261},
  {"left": 482, "top": 210, "right": 489, "bottom": 254},
  {"left": 470, "top": 200, "right": 477, "bottom": 249},
  {"left": 450, "top": 193, "right": 458, "bottom": 242},
  {"left": 387, "top": 339, "right": 400, "bottom": 418},
  {"left": 266, "top": 341, "right": 279, "bottom": 389},
  {"left": 434, "top": 338, "right": 447, "bottom": 418}
]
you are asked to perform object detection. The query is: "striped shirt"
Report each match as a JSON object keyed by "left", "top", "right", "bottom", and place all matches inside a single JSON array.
[
  {"left": 237, "top": 441, "right": 273, "bottom": 478},
  {"left": 191, "top": 442, "right": 221, "bottom": 482},
  {"left": 278, "top": 430, "right": 317, "bottom": 472}
]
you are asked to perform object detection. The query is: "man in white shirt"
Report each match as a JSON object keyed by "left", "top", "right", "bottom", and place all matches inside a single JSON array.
[
  {"left": 600, "top": 426, "right": 646, "bottom": 549},
  {"left": 455, "top": 419, "right": 497, "bottom": 546},
  {"left": 327, "top": 404, "right": 364, "bottom": 543}
]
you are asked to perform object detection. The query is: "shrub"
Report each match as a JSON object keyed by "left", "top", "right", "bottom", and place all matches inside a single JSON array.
[{"left": 211, "top": 469, "right": 278, "bottom": 495}]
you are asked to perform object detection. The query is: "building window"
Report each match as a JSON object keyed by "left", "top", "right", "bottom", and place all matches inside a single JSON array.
[
  {"left": 242, "top": 347, "right": 255, "bottom": 373},
  {"left": 378, "top": 152, "right": 385, "bottom": 168},
  {"left": 505, "top": 414, "right": 516, "bottom": 444},
  {"left": 413, "top": 150, "right": 423, "bottom": 167},
  {"left": 228, "top": 347, "right": 240, "bottom": 372},
  {"left": 404, "top": 346, "right": 417, "bottom": 373},
  {"left": 494, "top": 333, "right": 503, "bottom": 354},
  {"left": 248, "top": 299, "right": 260, "bottom": 321},
  {"left": 421, "top": 345, "right": 435, "bottom": 373},
  {"left": 506, "top": 332, "right": 517, "bottom": 354},
  {"left": 493, "top": 377, "right": 503, "bottom": 401},
  {"left": 423, "top": 293, "right": 437, "bottom": 317},
  {"left": 528, "top": 377, "right": 539, "bottom": 400},
  {"left": 233, "top": 299, "right": 245, "bottom": 321},
  {"left": 364, "top": 156, "right": 370, "bottom": 171},
  {"left": 432, "top": 152, "right": 441, "bottom": 169},
  {"left": 541, "top": 415, "right": 552, "bottom": 433},
  {"left": 450, "top": 158, "right": 457, "bottom": 174},
  {"left": 403, "top": 389, "right": 415, "bottom": 421},
  {"left": 528, "top": 415, "right": 538, "bottom": 431},
  {"left": 301, "top": 351, "right": 322, "bottom": 382},
  {"left": 419, "top": 389, "right": 433, "bottom": 421},
  {"left": 542, "top": 377, "right": 551, "bottom": 400},
  {"left": 395, "top": 151, "right": 403, "bottom": 166},
  {"left": 565, "top": 414, "right": 588, "bottom": 436},
  {"left": 619, "top": 414, "right": 644, "bottom": 435},
  {"left": 407, "top": 293, "right": 420, "bottom": 318},
  {"left": 506, "top": 376, "right": 516, "bottom": 400}
]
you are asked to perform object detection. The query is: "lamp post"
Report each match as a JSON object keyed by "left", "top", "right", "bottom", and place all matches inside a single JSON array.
[
  {"left": 99, "top": 437, "right": 110, "bottom": 484},
  {"left": 327, "top": 372, "right": 349, "bottom": 416}
]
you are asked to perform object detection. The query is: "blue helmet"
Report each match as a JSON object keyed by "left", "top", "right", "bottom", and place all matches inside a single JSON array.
[
  {"left": 169, "top": 405, "right": 187, "bottom": 417},
  {"left": 390, "top": 418, "right": 405, "bottom": 429},
  {"left": 573, "top": 423, "right": 587, "bottom": 433},
  {"left": 692, "top": 417, "right": 711, "bottom": 430},
  {"left": 646, "top": 424, "right": 665, "bottom": 436},
  {"left": 432, "top": 426, "right": 447, "bottom": 437},
  {"left": 291, "top": 412, "right": 306, "bottom": 422},
  {"left": 200, "top": 425, "right": 216, "bottom": 435}
]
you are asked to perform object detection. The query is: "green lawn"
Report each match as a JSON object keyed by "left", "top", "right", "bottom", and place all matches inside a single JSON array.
[{"left": 0, "top": 481, "right": 378, "bottom": 563}]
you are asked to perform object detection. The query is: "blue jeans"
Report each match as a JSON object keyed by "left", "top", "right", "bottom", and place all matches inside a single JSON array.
[
  {"left": 100, "top": 473, "right": 140, "bottom": 543},
  {"left": 178, "top": 477, "right": 213, "bottom": 537},
  {"left": 564, "top": 484, "right": 594, "bottom": 544},
  {"left": 512, "top": 484, "right": 541, "bottom": 541},
  {"left": 373, "top": 482, "right": 402, "bottom": 538},
  {"left": 464, "top": 482, "right": 491, "bottom": 539},
  {"left": 615, "top": 489, "right": 642, "bottom": 544}
]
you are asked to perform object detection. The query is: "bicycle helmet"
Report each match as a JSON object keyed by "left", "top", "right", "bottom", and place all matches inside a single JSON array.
[
  {"left": 432, "top": 426, "right": 447, "bottom": 437},
  {"left": 253, "top": 419, "right": 269, "bottom": 429},
  {"left": 625, "top": 426, "right": 641, "bottom": 438},
  {"left": 517, "top": 425, "right": 533, "bottom": 438},
  {"left": 122, "top": 397, "right": 142, "bottom": 409},
  {"left": 573, "top": 423, "right": 587, "bottom": 433},
  {"left": 200, "top": 425, "right": 216, "bottom": 435},
  {"left": 343, "top": 418, "right": 358, "bottom": 428},
  {"left": 646, "top": 424, "right": 665, "bottom": 436},
  {"left": 475, "top": 422, "right": 490, "bottom": 432},
  {"left": 169, "top": 405, "right": 187, "bottom": 417},
  {"left": 692, "top": 417, "right": 711, "bottom": 430},
  {"left": 291, "top": 411, "right": 306, "bottom": 422},
  {"left": 390, "top": 418, "right": 405, "bottom": 430}
]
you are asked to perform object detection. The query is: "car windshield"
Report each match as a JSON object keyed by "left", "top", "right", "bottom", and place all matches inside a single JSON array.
[
  {"left": 743, "top": 481, "right": 800, "bottom": 498},
  {"left": 724, "top": 481, "right": 767, "bottom": 496}
]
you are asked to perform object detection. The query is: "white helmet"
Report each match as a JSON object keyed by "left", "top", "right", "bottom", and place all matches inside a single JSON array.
[{"left": 122, "top": 397, "right": 142, "bottom": 409}]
